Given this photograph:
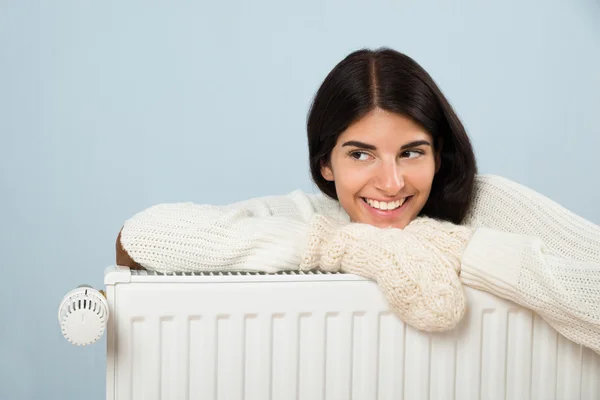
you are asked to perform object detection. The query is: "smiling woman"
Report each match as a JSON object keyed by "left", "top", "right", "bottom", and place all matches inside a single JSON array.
[
  {"left": 307, "top": 49, "right": 476, "bottom": 228},
  {"left": 116, "top": 48, "right": 600, "bottom": 352}
]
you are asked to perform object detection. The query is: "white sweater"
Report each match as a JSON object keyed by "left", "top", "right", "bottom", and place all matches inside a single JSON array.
[{"left": 120, "top": 174, "right": 600, "bottom": 353}]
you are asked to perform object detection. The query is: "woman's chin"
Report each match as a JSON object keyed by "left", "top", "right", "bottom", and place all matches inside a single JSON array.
[
  {"left": 373, "top": 220, "right": 408, "bottom": 229},
  {"left": 351, "top": 215, "right": 409, "bottom": 229}
]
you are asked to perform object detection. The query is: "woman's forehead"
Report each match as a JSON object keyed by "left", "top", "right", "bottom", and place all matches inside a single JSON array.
[{"left": 338, "top": 110, "right": 432, "bottom": 147}]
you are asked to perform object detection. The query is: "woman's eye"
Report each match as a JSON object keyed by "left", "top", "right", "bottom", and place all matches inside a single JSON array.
[
  {"left": 400, "top": 150, "right": 422, "bottom": 159},
  {"left": 350, "top": 151, "right": 370, "bottom": 161}
]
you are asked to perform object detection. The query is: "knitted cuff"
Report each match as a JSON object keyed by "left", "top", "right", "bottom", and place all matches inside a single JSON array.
[
  {"left": 460, "top": 227, "right": 530, "bottom": 299},
  {"left": 242, "top": 217, "right": 313, "bottom": 272},
  {"left": 299, "top": 215, "right": 343, "bottom": 271}
]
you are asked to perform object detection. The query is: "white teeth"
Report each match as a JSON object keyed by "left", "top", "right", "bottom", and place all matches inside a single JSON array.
[{"left": 365, "top": 197, "right": 406, "bottom": 211}]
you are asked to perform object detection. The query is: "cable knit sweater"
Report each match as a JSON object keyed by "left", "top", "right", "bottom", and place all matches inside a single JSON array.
[{"left": 120, "top": 175, "right": 600, "bottom": 353}]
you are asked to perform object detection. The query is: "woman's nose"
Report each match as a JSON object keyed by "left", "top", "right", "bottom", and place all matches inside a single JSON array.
[{"left": 377, "top": 162, "right": 405, "bottom": 195}]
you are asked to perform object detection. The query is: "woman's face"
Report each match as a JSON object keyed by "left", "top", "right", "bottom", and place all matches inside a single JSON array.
[{"left": 321, "top": 108, "right": 439, "bottom": 229}]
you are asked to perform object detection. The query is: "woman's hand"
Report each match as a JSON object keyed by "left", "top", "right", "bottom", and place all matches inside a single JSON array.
[
  {"left": 115, "top": 229, "right": 144, "bottom": 270},
  {"left": 301, "top": 215, "right": 473, "bottom": 331}
]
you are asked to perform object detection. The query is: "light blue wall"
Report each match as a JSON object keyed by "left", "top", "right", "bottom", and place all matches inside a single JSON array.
[{"left": 1, "top": 1, "right": 598, "bottom": 398}]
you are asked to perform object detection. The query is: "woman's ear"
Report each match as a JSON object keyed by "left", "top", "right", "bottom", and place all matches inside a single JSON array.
[{"left": 320, "top": 160, "right": 334, "bottom": 181}]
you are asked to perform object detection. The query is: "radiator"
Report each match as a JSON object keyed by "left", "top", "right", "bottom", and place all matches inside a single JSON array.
[{"left": 102, "top": 266, "right": 600, "bottom": 400}]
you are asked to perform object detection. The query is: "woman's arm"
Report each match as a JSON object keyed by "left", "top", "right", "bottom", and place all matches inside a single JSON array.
[
  {"left": 303, "top": 216, "right": 472, "bottom": 332},
  {"left": 116, "top": 190, "right": 348, "bottom": 272},
  {"left": 461, "top": 228, "right": 600, "bottom": 354},
  {"left": 462, "top": 174, "right": 600, "bottom": 353}
]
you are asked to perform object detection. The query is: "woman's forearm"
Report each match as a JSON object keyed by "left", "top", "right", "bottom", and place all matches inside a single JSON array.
[{"left": 461, "top": 228, "right": 600, "bottom": 354}]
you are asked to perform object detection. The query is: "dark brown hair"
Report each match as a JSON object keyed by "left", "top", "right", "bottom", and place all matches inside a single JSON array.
[{"left": 307, "top": 48, "right": 477, "bottom": 224}]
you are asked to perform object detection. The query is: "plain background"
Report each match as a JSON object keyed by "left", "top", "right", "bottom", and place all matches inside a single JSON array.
[{"left": 1, "top": 0, "right": 599, "bottom": 398}]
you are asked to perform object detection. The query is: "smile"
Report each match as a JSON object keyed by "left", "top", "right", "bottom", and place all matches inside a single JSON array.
[{"left": 362, "top": 196, "right": 411, "bottom": 211}]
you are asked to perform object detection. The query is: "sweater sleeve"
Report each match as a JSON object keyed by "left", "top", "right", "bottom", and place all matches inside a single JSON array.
[
  {"left": 301, "top": 216, "right": 472, "bottom": 332},
  {"left": 461, "top": 228, "right": 600, "bottom": 354},
  {"left": 119, "top": 190, "right": 348, "bottom": 273},
  {"left": 462, "top": 174, "right": 600, "bottom": 353}
]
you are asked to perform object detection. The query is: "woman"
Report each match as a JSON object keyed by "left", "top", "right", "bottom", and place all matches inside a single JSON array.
[{"left": 117, "top": 49, "right": 600, "bottom": 353}]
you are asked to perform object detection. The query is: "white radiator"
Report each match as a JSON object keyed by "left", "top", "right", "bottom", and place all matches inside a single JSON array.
[{"left": 103, "top": 266, "right": 600, "bottom": 400}]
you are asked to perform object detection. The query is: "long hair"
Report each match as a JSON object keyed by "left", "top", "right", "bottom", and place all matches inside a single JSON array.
[{"left": 307, "top": 48, "right": 477, "bottom": 224}]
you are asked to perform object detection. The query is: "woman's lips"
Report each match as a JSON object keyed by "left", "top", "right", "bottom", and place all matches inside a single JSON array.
[{"left": 361, "top": 195, "right": 412, "bottom": 219}]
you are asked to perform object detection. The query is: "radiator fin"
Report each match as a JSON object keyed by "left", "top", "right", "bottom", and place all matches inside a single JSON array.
[
  {"left": 531, "top": 314, "right": 559, "bottom": 399},
  {"left": 377, "top": 313, "right": 406, "bottom": 399},
  {"left": 505, "top": 309, "right": 534, "bottom": 399},
  {"left": 159, "top": 317, "right": 175, "bottom": 399}
]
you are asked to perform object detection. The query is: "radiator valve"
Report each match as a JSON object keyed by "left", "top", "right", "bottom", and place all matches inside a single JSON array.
[{"left": 58, "top": 285, "right": 109, "bottom": 346}]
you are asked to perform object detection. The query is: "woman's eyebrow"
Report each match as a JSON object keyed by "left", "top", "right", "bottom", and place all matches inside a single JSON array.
[
  {"left": 400, "top": 140, "right": 432, "bottom": 150},
  {"left": 341, "top": 140, "right": 377, "bottom": 150},
  {"left": 341, "top": 139, "right": 432, "bottom": 150}
]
